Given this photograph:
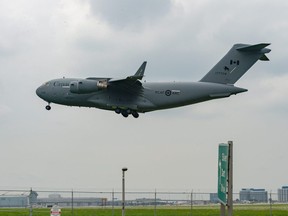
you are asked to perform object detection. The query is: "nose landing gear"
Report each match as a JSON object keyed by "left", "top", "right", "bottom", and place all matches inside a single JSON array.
[{"left": 45, "top": 104, "right": 51, "bottom": 110}]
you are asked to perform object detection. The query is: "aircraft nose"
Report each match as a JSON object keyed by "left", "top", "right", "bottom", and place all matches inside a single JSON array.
[
  {"left": 36, "top": 86, "right": 45, "bottom": 99},
  {"left": 36, "top": 86, "right": 41, "bottom": 97}
]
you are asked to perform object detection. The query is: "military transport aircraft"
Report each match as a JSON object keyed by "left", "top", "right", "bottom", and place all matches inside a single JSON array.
[{"left": 36, "top": 43, "right": 270, "bottom": 118}]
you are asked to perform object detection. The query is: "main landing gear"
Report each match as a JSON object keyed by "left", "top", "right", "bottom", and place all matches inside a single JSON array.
[{"left": 115, "top": 108, "right": 139, "bottom": 118}]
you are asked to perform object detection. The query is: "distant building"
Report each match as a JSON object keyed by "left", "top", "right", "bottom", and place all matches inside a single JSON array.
[
  {"left": 210, "top": 193, "right": 219, "bottom": 203},
  {"left": 0, "top": 190, "right": 38, "bottom": 207},
  {"left": 37, "top": 194, "right": 107, "bottom": 207},
  {"left": 278, "top": 186, "right": 288, "bottom": 202},
  {"left": 240, "top": 188, "right": 268, "bottom": 203},
  {"left": 132, "top": 198, "right": 164, "bottom": 206}
]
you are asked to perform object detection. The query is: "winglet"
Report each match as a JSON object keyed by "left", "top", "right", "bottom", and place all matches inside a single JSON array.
[{"left": 130, "top": 61, "right": 147, "bottom": 80}]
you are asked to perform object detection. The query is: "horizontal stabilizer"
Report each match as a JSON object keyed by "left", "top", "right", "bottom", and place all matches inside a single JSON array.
[{"left": 236, "top": 43, "right": 271, "bottom": 52}]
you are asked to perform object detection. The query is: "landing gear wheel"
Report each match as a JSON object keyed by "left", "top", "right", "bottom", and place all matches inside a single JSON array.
[
  {"left": 45, "top": 105, "right": 51, "bottom": 110},
  {"left": 121, "top": 110, "right": 129, "bottom": 118},
  {"left": 115, "top": 108, "right": 121, "bottom": 114},
  {"left": 132, "top": 111, "right": 139, "bottom": 118}
]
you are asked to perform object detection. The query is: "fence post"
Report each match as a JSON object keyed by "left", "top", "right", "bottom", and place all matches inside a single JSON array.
[
  {"left": 29, "top": 188, "right": 33, "bottom": 216},
  {"left": 112, "top": 189, "right": 114, "bottom": 216},
  {"left": 154, "top": 189, "right": 157, "bottom": 216},
  {"left": 71, "top": 189, "right": 74, "bottom": 216},
  {"left": 269, "top": 190, "right": 273, "bottom": 216},
  {"left": 190, "top": 190, "right": 193, "bottom": 216}
]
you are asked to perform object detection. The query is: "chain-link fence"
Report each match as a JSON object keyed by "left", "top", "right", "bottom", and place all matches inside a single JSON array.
[
  {"left": 0, "top": 188, "right": 287, "bottom": 216},
  {"left": 0, "top": 188, "right": 286, "bottom": 215}
]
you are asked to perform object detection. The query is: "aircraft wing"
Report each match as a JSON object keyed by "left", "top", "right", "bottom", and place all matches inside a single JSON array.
[
  {"left": 109, "top": 61, "right": 147, "bottom": 83},
  {"left": 107, "top": 61, "right": 147, "bottom": 94}
]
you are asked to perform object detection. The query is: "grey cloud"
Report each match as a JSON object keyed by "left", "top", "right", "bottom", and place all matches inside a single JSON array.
[
  {"left": 0, "top": 0, "right": 288, "bottom": 191},
  {"left": 89, "top": 0, "right": 173, "bottom": 29}
]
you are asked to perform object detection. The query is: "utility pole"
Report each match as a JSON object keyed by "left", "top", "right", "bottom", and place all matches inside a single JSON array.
[
  {"left": 122, "top": 167, "right": 128, "bottom": 216},
  {"left": 29, "top": 188, "right": 33, "bottom": 216},
  {"left": 190, "top": 190, "right": 193, "bottom": 216}
]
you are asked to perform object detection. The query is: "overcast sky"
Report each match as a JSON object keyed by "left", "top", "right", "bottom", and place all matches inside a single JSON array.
[{"left": 0, "top": 0, "right": 287, "bottom": 193}]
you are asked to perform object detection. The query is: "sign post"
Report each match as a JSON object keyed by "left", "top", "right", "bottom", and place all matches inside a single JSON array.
[
  {"left": 227, "top": 141, "right": 233, "bottom": 216},
  {"left": 218, "top": 141, "right": 233, "bottom": 216}
]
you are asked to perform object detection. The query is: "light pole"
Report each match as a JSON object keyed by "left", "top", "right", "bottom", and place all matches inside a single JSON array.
[{"left": 122, "top": 167, "right": 128, "bottom": 216}]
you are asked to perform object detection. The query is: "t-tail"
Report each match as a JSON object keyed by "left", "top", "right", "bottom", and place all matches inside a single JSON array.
[{"left": 200, "top": 43, "right": 271, "bottom": 84}]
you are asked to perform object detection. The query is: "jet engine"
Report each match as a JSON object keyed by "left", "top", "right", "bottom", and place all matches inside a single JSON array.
[{"left": 70, "top": 79, "right": 107, "bottom": 94}]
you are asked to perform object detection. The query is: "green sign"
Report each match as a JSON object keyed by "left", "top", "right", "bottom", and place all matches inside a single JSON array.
[{"left": 218, "top": 143, "right": 228, "bottom": 205}]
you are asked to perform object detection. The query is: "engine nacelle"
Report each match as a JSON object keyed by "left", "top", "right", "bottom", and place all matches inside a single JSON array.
[{"left": 70, "top": 79, "right": 107, "bottom": 94}]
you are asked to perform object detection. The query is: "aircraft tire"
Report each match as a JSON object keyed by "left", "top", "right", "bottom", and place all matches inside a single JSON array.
[
  {"left": 115, "top": 108, "right": 121, "bottom": 114},
  {"left": 45, "top": 105, "right": 51, "bottom": 111},
  {"left": 132, "top": 111, "right": 139, "bottom": 118},
  {"left": 121, "top": 110, "right": 129, "bottom": 118}
]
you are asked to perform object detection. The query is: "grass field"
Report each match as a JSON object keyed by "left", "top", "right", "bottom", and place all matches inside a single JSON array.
[{"left": 0, "top": 205, "right": 287, "bottom": 216}]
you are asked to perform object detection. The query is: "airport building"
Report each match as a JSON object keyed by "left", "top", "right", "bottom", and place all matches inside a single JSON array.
[
  {"left": 239, "top": 188, "right": 268, "bottom": 203},
  {"left": 37, "top": 194, "right": 107, "bottom": 207},
  {"left": 278, "top": 186, "right": 288, "bottom": 202},
  {"left": 0, "top": 190, "right": 38, "bottom": 207},
  {"left": 209, "top": 193, "right": 219, "bottom": 203}
]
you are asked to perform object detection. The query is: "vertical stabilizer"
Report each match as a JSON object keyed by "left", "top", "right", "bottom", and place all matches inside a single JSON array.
[{"left": 200, "top": 43, "right": 271, "bottom": 84}]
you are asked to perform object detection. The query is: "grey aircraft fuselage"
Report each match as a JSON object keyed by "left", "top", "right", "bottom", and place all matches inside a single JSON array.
[
  {"left": 36, "top": 79, "right": 246, "bottom": 111},
  {"left": 36, "top": 43, "right": 271, "bottom": 118}
]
